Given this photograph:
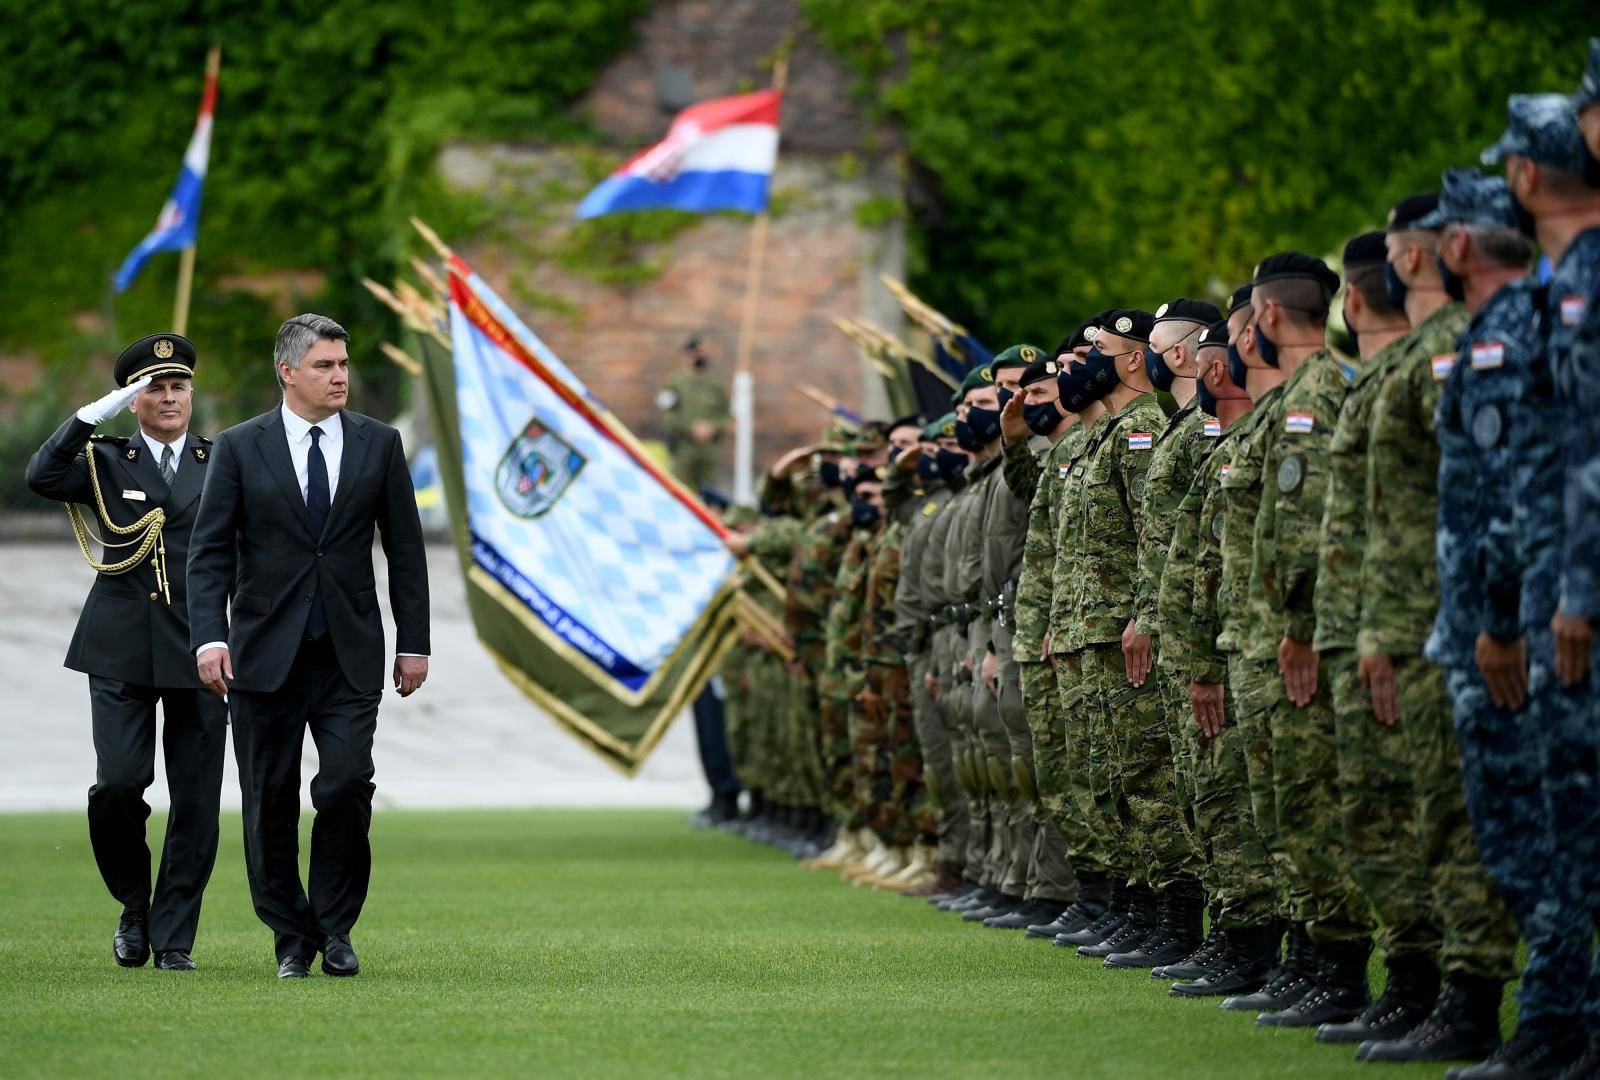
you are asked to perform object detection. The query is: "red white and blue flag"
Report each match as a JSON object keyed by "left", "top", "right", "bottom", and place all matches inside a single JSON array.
[
  {"left": 114, "top": 52, "right": 217, "bottom": 292},
  {"left": 576, "top": 89, "right": 782, "bottom": 219}
]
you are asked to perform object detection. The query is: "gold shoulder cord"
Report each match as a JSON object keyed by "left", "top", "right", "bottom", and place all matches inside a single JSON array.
[{"left": 64, "top": 442, "right": 169, "bottom": 604}]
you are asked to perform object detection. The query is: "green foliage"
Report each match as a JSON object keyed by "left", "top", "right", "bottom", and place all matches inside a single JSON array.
[
  {"left": 853, "top": 193, "right": 903, "bottom": 229},
  {"left": 803, "top": 0, "right": 1588, "bottom": 345},
  {"left": 0, "top": 0, "right": 651, "bottom": 431}
]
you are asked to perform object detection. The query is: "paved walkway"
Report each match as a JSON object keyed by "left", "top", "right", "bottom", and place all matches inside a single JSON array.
[{"left": 0, "top": 541, "right": 708, "bottom": 812}]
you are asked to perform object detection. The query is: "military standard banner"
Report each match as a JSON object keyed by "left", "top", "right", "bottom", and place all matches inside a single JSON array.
[{"left": 421, "top": 259, "right": 739, "bottom": 773}]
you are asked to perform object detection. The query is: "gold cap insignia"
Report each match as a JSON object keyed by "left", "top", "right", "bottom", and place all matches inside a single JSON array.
[
  {"left": 979, "top": 365, "right": 993, "bottom": 381},
  {"left": 1115, "top": 316, "right": 1133, "bottom": 334},
  {"left": 1020, "top": 345, "right": 1039, "bottom": 363},
  {"left": 154, "top": 339, "right": 174, "bottom": 359}
]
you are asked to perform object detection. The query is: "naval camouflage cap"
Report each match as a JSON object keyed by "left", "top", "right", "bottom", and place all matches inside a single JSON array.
[
  {"left": 1414, "top": 167, "right": 1520, "bottom": 231},
  {"left": 1573, "top": 38, "right": 1600, "bottom": 111},
  {"left": 991, "top": 342, "right": 1045, "bottom": 372},
  {"left": 951, "top": 360, "right": 999, "bottom": 405},
  {"left": 924, "top": 412, "right": 958, "bottom": 440},
  {"left": 1481, "top": 93, "right": 1586, "bottom": 173}
]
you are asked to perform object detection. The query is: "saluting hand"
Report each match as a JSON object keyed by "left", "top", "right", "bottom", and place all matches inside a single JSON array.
[
  {"left": 77, "top": 375, "right": 152, "bottom": 427},
  {"left": 197, "top": 646, "right": 232, "bottom": 698},
  {"left": 894, "top": 445, "right": 921, "bottom": 474},
  {"left": 999, "top": 392, "right": 1029, "bottom": 443}
]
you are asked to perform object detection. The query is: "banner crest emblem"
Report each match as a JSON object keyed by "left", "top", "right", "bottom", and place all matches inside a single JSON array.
[{"left": 496, "top": 417, "right": 585, "bottom": 519}]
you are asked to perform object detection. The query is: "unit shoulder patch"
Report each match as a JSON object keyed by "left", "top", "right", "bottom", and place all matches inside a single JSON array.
[{"left": 1276, "top": 453, "right": 1305, "bottom": 493}]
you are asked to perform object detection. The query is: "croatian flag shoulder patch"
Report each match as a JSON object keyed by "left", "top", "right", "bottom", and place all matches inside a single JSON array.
[
  {"left": 1470, "top": 341, "right": 1504, "bottom": 371},
  {"left": 1128, "top": 432, "right": 1153, "bottom": 450},
  {"left": 1219, "top": 464, "right": 1232, "bottom": 479},
  {"left": 1058, "top": 464, "right": 1071, "bottom": 479},
  {"left": 1561, "top": 295, "right": 1585, "bottom": 326},
  {"left": 1285, "top": 412, "right": 1314, "bottom": 434},
  {"left": 1203, "top": 419, "right": 1222, "bottom": 437},
  {"left": 1431, "top": 354, "right": 1456, "bottom": 381}
]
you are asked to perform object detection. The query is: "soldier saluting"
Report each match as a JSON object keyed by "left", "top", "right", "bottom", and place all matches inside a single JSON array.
[{"left": 25, "top": 334, "right": 226, "bottom": 972}]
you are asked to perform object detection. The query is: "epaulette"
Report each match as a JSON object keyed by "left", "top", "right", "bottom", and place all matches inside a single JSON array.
[
  {"left": 193, "top": 434, "right": 213, "bottom": 445},
  {"left": 89, "top": 434, "right": 129, "bottom": 445}
]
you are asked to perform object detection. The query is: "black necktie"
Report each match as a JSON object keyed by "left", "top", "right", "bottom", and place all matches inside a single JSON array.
[{"left": 305, "top": 426, "right": 329, "bottom": 638}]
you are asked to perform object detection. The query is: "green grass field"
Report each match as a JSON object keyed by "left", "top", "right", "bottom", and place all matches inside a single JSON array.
[{"left": 0, "top": 809, "right": 1496, "bottom": 1078}]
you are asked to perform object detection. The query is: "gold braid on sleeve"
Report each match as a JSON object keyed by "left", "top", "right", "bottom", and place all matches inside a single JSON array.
[{"left": 64, "top": 442, "right": 170, "bottom": 604}]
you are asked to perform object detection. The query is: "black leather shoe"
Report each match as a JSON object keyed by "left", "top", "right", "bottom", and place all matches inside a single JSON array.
[
  {"left": 1027, "top": 897, "right": 1100, "bottom": 940},
  {"left": 278, "top": 955, "right": 311, "bottom": 979},
  {"left": 154, "top": 949, "right": 196, "bottom": 971},
  {"left": 321, "top": 934, "right": 360, "bottom": 977},
  {"left": 986, "top": 898, "right": 1065, "bottom": 930},
  {"left": 963, "top": 893, "right": 1022, "bottom": 922},
  {"left": 1443, "top": 1026, "right": 1587, "bottom": 1079},
  {"left": 114, "top": 908, "right": 150, "bottom": 968},
  {"left": 939, "top": 886, "right": 996, "bottom": 912}
]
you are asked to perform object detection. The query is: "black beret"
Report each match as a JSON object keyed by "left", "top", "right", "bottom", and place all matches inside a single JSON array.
[
  {"left": 1343, "top": 230, "right": 1388, "bottom": 269},
  {"left": 854, "top": 463, "right": 884, "bottom": 484},
  {"left": 1252, "top": 252, "right": 1340, "bottom": 296},
  {"left": 1198, "top": 320, "right": 1231, "bottom": 349},
  {"left": 1020, "top": 355, "right": 1064, "bottom": 386},
  {"left": 1387, "top": 192, "right": 1440, "bottom": 232},
  {"left": 889, "top": 412, "right": 925, "bottom": 433},
  {"left": 1154, "top": 298, "right": 1224, "bottom": 326},
  {"left": 114, "top": 332, "right": 197, "bottom": 388},
  {"left": 1098, "top": 308, "right": 1155, "bottom": 344},
  {"left": 1227, "top": 283, "right": 1254, "bottom": 314}
]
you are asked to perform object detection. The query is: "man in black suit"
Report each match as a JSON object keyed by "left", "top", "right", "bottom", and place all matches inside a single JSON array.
[
  {"left": 26, "top": 334, "right": 227, "bottom": 972},
  {"left": 188, "top": 313, "right": 430, "bottom": 979}
]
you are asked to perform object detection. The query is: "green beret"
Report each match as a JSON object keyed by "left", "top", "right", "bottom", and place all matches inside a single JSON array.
[
  {"left": 923, "top": 412, "right": 957, "bottom": 440},
  {"left": 991, "top": 343, "right": 1044, "bottom": 372},
  {"left": 950, "top": 362, "right": 997, "bottom": 406}
]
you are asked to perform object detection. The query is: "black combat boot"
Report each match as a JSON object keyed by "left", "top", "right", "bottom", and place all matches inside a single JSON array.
[
  {"left": 941, "top": 885, "right": 1000, "bottom": 912},
  {"left": 1028, "top": 871, "right": 1109, "bottom": 940},
  {"left": 1055, "top": 880, "right": 1126, "bottom": 947},
  {"left": 1360, "top": 973, "right": 1504, "bottom": 1063},
  {"left": 963, "top": 892, "right": 1024, "bottom": 922},
  {"left": 1442, "top": 1024, "right": 1587, "bottom": 1079},
  {"left": 1170, "top": 922, "right": 1280, "bottom": 997},
  {"left": 1107, "top": 879, "right": 1204, "bottom": 969},
  {"left": 986, "top": 897, "right": 1068, "bottom": 930},
  {"left": 1079, "top": 884, "right": 1156, "bottom": 959},
  {"left": 1221, "top": 922, "right": 1316, "bottom": 1013},
  {"left": 1258, "top": 937, "right": 1371, "bottom": 1027},
  {"left": 1317, "top": 952, "right": 1439, "bottom": 1044},
  {"left": 1154, "top": 922, "right": 1226, "bottom": 981}
]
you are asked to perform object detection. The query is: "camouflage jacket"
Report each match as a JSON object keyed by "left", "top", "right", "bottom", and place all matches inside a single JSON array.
[
  {"left": 661, "top": 369, "right": 728, "bottom": 438},
  {"left": 1049, "top": 412, "right": 1115, "bottom": 653},
  {"left": 892, "top": 478, "right": 958, "bottom": 656},
  {"left": 1246, "top": 351, "right": 1348, "bottom": 659},
  {"left": 1546, "top": 227, "right": 1600, "bottom": 619},
  {"left": 1357, "top": 304, "right": 1468, "bottom": 658},
  {"left": 1172, "top": 419, "right": 1249, "bottom": 683},
  {"left": 1135, "top": 400, "right": 1217, "bottom": 636},
  {"left": 1312, "top": 337, "right": 1409, "bottom": 653},
  {"left": 785, "top": 508, "right": 853, "bottom": 661},
  {"left": 1216, "top": 384, "right": 1286, "bottom": 655},
  {"left": 824, "top": 528, "right": 876, "bottom": 673},
  {"left": 1427, "top": 280, "right": 1548, "bottom": 668},
  {"left": 1015, "top": 427, "right": 1087, "bottom": 663},
  {"left": 1064, "top": 393, "right": 1166, "bottom": 648},
  {"left": 1002, "top": 432, "right": 1055, "bottom": 503},
  {"left": 863, "top": 516, "right": 909, "bottom": 667}
]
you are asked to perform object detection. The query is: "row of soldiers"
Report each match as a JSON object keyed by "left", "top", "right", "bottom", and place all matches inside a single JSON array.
[{"left": 715, "top": 50, "right": 1600, "bottom": 1080}]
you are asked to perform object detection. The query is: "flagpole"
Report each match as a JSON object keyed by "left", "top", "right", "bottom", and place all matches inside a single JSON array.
[
  {"left": 730, "top": 51, "right": 789, "bottom": 507},
  {"left": 172, "top": 45, "right": 219, "bottom": 336}
]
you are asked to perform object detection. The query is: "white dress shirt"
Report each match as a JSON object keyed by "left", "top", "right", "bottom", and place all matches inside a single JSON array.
[
  {"left": 198, "top": 403, "right": 424, "bottom": 659},
  {"left": 141, "top": 430, "right": 185, "bottom": 479}
]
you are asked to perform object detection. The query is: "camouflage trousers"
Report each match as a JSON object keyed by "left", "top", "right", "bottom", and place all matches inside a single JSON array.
[
  {"left": 1330, "top": 650, "right": 1439, "bottom": 960},
  {"left": 1018, "top": 660, "right": 1077, "bottom": 903},
  {"left": 977, "top": 619, "right": 1033, "bottom": 896},
  {"left": 730, "top": 648, "right": 796, "bottom": 799},
  {"left": 1262, "top": 654, "right": 1371, "bottom": 943},
  {"left": 1081, "top": 641, "right": 1191, "bottom": 890},
  {"left": 1053, "top": 649, "right": 1121, "bottom": 879},
  {"left": 923, "top": 627, "right": 972, "bottom": 873},
  {"left": 1228, "top": 653, "right": 1290, "bottom": 917},
  {"left": 1450, "top": 656, "right": 1596, "bottom": 1035},
  {"left": 1163, "top": 660, "right": 1277, "bottom": 928},
  {"left": 819, "top": 666, "right": 861, "bottom": 827},
  {"left": 783, "top": 650, "right": 828, "bottom": 807}
]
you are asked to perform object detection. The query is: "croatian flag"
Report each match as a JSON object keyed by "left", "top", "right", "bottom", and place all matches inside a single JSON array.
[
  {"left": 114, "top": 53, "right": 217, "bottom": 292},
  {"left": 575, "top": 89, "right": 782, "bottom": 219}
]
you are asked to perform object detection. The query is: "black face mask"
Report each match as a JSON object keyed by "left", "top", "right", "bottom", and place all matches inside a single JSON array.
[
  {"left": 691, "top": 354, "right": 708, "bottom": 370},
  {"left": 965, "top": 404, "right": 1002, "bottom": 446},
  {"left": 917, "top": 453, "right": 939, "bottom": 483},
  {"left": 1226, "top": 342, "right": 1249, "bottom": 389},
  {"left": 1342, "top": 303, "right": 1359, "bottom": 354},
  {"left": 1384, "top": 261, "right": 1409, "bottom": 310},
  {"left": 1253, "top": 321, "right": 1280, "bottom": 368},
  {"left": 1583, "top": 143, "right": 1600, "bottom": 190},
  {"left": 1437, "top": 255, "right": 1466, "bottom": 303},
  {"left": 1023, "top": 399, "right": 1063, "bottom": 436},
  {"left": 996, "top": 386, "right": 1015, "bottom": 412},
  {"left": 935, "top": 447, "right": 969, "bottom": 480},
  {"left": 1079, "top": 348, "right": 1120, "bottom": 402},
  {"left": 1057, "top": 364, "right": 1091, "bottom": 413},
  {"left": 841, "top": 473, "right": 859, "bottom": 499},
  {"left": 1143, "top": 346, "right": 1176, "bottom": 392},
  {"left": 953, "top": 419, "right": 978, "bottom": 452},
  {"left": 849, "top": 497, "right": 880, "bottom": 528},
  {"left": 818, "top": 460, "right": 841, "bottom": 488},
  {"left": 1195, "top": 374, "right": 1219, "bottom": 417}
]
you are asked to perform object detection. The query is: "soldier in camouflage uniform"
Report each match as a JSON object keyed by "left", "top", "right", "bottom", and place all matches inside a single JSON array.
[
  {"left": 658, "top": 337, "right": 729, "bottom": 494},
  {"left": 1164, "top": 321, "right": 1282, "bottom": 998}
]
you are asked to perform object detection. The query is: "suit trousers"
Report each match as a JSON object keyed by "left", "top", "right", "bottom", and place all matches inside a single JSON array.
[
  {"left": 231, "top": 635, "right": 382, "bottom": 962},
  {"left": 87, "top": 676, "right": 227, "bottom": 952}
]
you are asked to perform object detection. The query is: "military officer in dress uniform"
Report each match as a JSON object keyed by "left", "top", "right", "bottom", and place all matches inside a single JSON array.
[{"left": 25, "top": 334, "right": 226, "bottom": 972}]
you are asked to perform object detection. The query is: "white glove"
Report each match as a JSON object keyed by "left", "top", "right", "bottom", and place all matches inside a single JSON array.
[{"left": 77, "top": 376, "right": 152, "bottom": 426}]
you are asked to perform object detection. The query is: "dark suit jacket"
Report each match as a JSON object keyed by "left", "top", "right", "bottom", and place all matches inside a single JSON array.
[
  {"left": 186, "top": 407, "right": 430, "bottom": 694},
  {"left": 27, "top": 416, "right": 212, "bottom": 688}
]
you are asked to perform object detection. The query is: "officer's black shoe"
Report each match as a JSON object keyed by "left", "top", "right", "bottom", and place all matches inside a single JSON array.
[
  {"left": 277, "top": 955, "right": 312, "bottom": 979},
  {"left": 154, "top": 949, "right": 196, "bottom": 971},
  {"left": 1220, "top": 923, "right": 1313, "bottom": 1013},
  {"left": 941, "top": 886, "right": 998, "bottom": 912},
  {"left": 1079, "top": 886, "right": 1156, "bottom": 958},
  {"left": 963, "top": 893, "right": 1023, "bottom": 922},
  {"left": 1317, "top": 952, "right": 1439, "bottom": 1044},
  {"left": 1257, "top": 938, "right": 1370, "bottom": 1028},
  {"left": 928, "top": 881, "right": 980, "bottom": 906},
  {"left": 1154, "top": 923, "right": 1226, "bottom": 981},
  {"left": 321, "top": 934, "right": 360, "bottom": 977},
  {"left": 986, "top": 898, "right": 1066, "bottom": 930},
  {"left": 1360, "top": 975, "right": 1504, "bottom": 1063},
  {"left": 1170, "top": 925, "right": 1280, "bottom": 998},
  {"left": 1442, "top": 1025, "right": 1587, "bottom": 1079},
  {"left": 113, "top": 908, "right": 150, "bottom": 968},
  {"left": 1552, "top": 1038, "right": 1600, "bottom": 1080}
]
